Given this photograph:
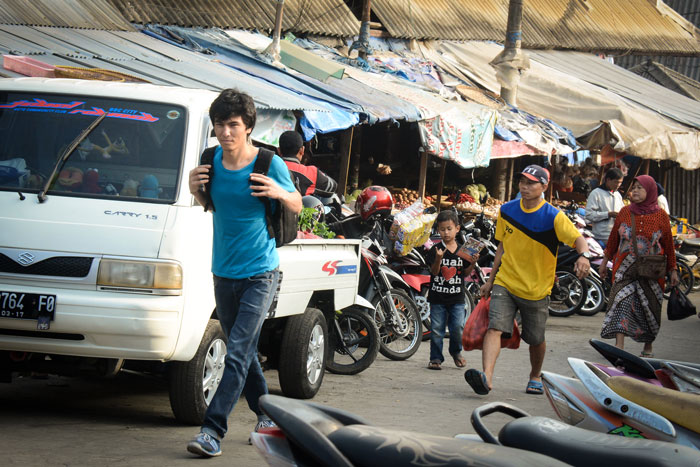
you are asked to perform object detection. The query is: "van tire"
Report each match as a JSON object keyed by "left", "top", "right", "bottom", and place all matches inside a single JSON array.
[
  {"left": 169, "top": 319, "right": 226, "bottom": 425},
  {"left": 278, "top": 308, "right": 327, "bottom": 399}
]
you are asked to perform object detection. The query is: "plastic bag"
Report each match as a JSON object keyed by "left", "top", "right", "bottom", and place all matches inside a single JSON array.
[
  {"left": 389, "top": 199, "right": 437, "bottom": 256},
  {"left": 462, "top": 297, "right": 520, "bottom": 351},
  {"left": 667, "top": 286, "right": 697, "bottom": 321}
]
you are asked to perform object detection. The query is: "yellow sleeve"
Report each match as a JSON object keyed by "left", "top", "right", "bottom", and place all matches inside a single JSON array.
[{"left": 554, "top": 212, "right": 581, "bottom": 248}]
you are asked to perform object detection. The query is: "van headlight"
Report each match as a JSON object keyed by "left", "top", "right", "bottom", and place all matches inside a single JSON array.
[{"left": 97, "top": 259, "right": 182, "bottom": 290}]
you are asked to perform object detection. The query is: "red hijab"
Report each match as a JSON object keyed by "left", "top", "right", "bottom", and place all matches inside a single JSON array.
[{"left": 629, "top": 175, "right": 660, "bottom": 215}]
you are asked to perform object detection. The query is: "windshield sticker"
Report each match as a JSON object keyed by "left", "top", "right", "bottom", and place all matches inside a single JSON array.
[{"left": 0, "top": 98, "right": 159, "bottom": 123}]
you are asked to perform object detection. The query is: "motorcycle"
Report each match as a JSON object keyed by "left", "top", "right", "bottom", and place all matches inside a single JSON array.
[
  {"left": 251, "top": 394, "right": 700, "bottom": 466},
  {"left": 325, "top": 297, "right": 380, "bottom": 376},
  {"left": 326, "top": 201, "right": 422, "bottom": 362},
  {"left": 542, "top": 338, "right": 700, "bottom": 451}
]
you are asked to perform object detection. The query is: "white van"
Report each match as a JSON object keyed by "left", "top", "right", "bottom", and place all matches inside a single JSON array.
[{"left": 0, "top": 78, "right": 362, "bottom": 424}]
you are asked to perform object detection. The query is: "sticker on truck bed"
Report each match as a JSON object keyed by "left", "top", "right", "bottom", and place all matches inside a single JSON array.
[{"left": 322, "top": 261, "right": 357, "bottom": 276}]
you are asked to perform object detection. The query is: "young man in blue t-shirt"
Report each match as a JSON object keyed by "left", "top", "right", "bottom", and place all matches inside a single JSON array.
[{"left": 186, "top": 89, "right": 301, "bottom": 457}]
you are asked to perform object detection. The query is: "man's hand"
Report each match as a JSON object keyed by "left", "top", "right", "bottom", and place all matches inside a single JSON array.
[
  {"left": 574, "top": 256, "right": 591, "bottom": 279},
  {"left": 598, "top": 261, "right": 608, "bottom": 280},
  {"left": 608, "top": 211, "right": 618, "bottom": 218},
  {"left": 250, "top": 173, "right": 286, "bottom": 199},
  {"left": 480, "top": 280, "right": 493, "bottom": 298},
  {"left": 189, "top": 165, "right": 210, "bottom": 194}
]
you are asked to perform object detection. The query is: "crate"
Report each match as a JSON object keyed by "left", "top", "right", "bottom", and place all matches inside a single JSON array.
[{"left": 2, "top": 55, "right": 55, "bottom": 77}]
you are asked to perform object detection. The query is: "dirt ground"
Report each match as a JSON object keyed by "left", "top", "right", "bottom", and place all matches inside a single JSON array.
[{"left": 2, "top": 296, "right": 699, "bottom": 466}]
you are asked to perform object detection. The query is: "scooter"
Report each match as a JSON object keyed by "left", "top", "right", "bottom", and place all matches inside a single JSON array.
[
  {"left": 251, "top": 394, "right": 700, "bottom": 466},
  {"left": 542, "top": 338, "right": 700, "bottom": 451}
]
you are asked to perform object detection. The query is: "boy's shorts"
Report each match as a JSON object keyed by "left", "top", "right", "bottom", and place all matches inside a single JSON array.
[{"left": 489, "top": 284, "right": 549, "bottom": 345}]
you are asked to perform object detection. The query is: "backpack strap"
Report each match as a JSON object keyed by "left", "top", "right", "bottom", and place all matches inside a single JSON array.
[
  {"left": 253, "top": 148, "right": 276, "bottom": 240},
  {"left": 199, "top": 146, "right": 217, "bottom": 212}
]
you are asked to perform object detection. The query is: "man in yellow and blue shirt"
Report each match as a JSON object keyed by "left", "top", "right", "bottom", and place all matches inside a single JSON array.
[{"left": 465, "top": 165, "right": 591, "bottom": 395}]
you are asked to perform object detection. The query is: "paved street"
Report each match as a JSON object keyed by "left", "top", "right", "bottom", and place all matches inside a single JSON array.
[{"left": 2, "top": 295, "right": 699, "bottom": 466}]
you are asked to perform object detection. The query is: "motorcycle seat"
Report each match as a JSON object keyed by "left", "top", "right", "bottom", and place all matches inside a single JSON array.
[
  {"left": 326, "top": 424, "right": 569, "bottom": 467},
  {"left": 499, "top": 416, "right": 700, "bottom": 466},
  {"left": 682, "top": 237, "right": 700, "bottom": 248}
]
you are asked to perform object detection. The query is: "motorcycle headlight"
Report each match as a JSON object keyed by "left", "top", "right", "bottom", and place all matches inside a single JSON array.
[{"left": 98, "top": 259, "right": 182, "bottom": 290}]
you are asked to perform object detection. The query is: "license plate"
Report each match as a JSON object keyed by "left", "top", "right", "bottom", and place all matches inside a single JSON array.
[{"left": 0, "top": 291, "right": 56, "bottom": 320}]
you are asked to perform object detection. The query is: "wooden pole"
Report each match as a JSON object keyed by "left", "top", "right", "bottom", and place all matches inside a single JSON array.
[
  {"left": 418, "top": 151, "right": 428, "bottom": 200},
  {"left": 643, "top": 159, "right": 650, "bottom": 175},
  {"left": 436, "top": 159, "right": 447, "bottom": 211},
  {"left": 337, "top": 127, "right": 354, "bottom": 196},
  {"left": 546, "top": 155, "right": 556, "bottom": 203},
  {"left": 505, "top": 158, "right": 515, "bottom": 200}
]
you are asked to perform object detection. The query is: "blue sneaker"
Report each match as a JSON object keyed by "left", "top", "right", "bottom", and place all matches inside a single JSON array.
[{"left": 187, "top": 432, "right": 222, "bottom": 457}]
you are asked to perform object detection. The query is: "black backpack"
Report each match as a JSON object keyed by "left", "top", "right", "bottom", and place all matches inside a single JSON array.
[{"left": 199, "top": 146, "right": 298, "bottom": 248}]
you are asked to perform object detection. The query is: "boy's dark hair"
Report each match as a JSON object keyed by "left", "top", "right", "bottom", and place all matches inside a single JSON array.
[
  {"left": 604, "top": 167, "right": 623, "bottom": 181},
  {"left": 436, "top": 210, "right": 459, "bottom": 226},
  {"left": 209, "top": 89, "right": 256, "bottom": 129},
  {"left": 278, "top": 131, "right": 304, "bottom": 158}
]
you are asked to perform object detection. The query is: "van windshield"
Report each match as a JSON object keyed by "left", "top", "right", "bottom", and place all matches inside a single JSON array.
[{"left": 0, "top": 92, "right": 186, "bottom": 202}]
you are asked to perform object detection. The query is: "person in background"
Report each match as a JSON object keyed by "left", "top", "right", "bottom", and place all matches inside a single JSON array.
[
  {"left": 278, "top": 130, "right": 338, "bottom": 198},
  {"left": 466, "top": 165, "right": 590, "bottom": 396},
  {"left": 186, "top": 89, "right": 302, "bottom": 458},
  {"left": 585, "top": 168, "right": 624, "bottom": 249},
  {"left": 656, "top": 182, "right": 669, "bottom": 214},
  {"left": 425, "top": 210, "right": 477, "bottom": 370},
  {"left": 599, "top": 175, "right": 678, "bottom": 357}
]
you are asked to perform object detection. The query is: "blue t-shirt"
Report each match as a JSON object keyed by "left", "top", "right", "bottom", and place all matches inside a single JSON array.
[{"left": 210, "top": 147, "right": 296, "bottom": 279}]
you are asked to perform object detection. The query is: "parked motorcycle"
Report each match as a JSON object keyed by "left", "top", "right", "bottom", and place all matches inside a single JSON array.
[
  {"left": 326, "top": 190, "right": 422, "bottom": 361},
  {"left": 251, "top": 394, "right": 700, "bottom": 466},
  {"left": 542, "top": 338, "right": 700, "bottom": 452}
]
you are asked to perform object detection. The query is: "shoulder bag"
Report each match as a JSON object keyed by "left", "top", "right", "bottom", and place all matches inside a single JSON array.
[{"left": 630, "top": 212, "right": 666, "bottom": 280}]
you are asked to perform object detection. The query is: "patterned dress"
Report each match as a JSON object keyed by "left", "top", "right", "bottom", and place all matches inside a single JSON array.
[{"left": 600, "top": 206, "right": 676, "bottom": 343}]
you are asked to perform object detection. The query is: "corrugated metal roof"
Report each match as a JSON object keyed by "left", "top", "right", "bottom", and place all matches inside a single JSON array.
[
  {"left": 629, "top": 60, "right": 700, "bottom": 101},
  {"left": 0, "top": 0, "right": 133, "bottom": 30},
  {"left": 371, "top": 0, "right": 700, "bottom": 55},
  {"left": 107, "top": 0, "right": 360, "bottom": 37},
  {"left": 0, "top": 26, "right": 329, "bottom": 111}
]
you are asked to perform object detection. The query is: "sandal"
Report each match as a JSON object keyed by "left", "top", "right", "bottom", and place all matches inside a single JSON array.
[
  {"left": 526, "top": 379, "right": 544, "bottom": 395},
  {"left": 428, "top": 360, "right": 442, "bottom": 370},
  {"left": 640, "top": 351, "right": 654, "bottom": 358},
  {"left": 452, "top": 354, "right": 467, "bottom": 368},
  {"left": 464, "top": 369, "right": 490, "bottom": 395}
]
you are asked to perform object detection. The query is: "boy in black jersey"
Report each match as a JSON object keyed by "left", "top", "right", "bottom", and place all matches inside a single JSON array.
[{"left": 425, "top": 210, "right": 477, "bottom": 370}]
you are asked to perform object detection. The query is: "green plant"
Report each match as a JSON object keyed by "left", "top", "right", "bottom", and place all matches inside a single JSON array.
[{"left": 298, "top": 207, "right": 336, "bottom": 239}]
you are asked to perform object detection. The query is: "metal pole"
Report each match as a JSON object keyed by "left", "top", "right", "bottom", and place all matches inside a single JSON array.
[
  {"left": 489, "top": 0, "right": 529, "bottom": 201},
  {"left": 262, "top": 0, "right": 285, "bottom": 64},
  {"left": 350, "top": 0, "right": 372, "bottom": 59}
]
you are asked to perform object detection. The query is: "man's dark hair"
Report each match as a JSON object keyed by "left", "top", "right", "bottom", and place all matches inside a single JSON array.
[
  {"left": 209, "top": 89, "right": 256, "bottom": 129},
  {"left": 604, "top": 167, "right": 623, "bottom": 181},
  {"left": 279, "top": 131, "right": 304, "bottom": 158},
  {"left": 436, "top": 209, "right": 459, "bottom": 226}
]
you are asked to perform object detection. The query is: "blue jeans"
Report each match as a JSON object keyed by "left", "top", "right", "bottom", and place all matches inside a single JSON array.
[
  {"left": 429, "top": 302, "right": 465, "bottom": 362},
  {"left": 201, "top": 269, "right": 279, "bottom": 440}
]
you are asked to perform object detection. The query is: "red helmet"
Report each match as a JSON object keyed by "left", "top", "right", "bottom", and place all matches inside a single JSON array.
[{"left": 357, "top": 186, "right": 393, "bottom": 220}]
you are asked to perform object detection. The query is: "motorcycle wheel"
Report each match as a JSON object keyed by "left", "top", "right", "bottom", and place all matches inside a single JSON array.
[
  {"left": 576, "top": 276, "right": 606, "bottom": 316},
  {"left": 663, "top": 261, "right": 694, "bottom": 299},
  {"left": 692, "top": 263, "right": 700, "bottom": 292},
  {"left": 325, "top": 307, "right": 380, "bottom": 376},
  {"left": 372, "top": 289, "right": 422, "bottom": 361},
  {"left": 548, "top": 270, "right": 586, "bottom": 317},
  {"left": 414, "top": 286, "right": 432, "bottom": 341}
]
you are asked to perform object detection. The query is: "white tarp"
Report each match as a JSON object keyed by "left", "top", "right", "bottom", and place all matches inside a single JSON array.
[
  {"left": 425, "top": 41, "right": 700, "bottom": 170},
  {"left": 342, "top": 65, "right": 498, "bottom": 168}
]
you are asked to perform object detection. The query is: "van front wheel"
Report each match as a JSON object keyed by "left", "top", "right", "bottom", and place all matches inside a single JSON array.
[{"left": 169, "top": 319, "right": 226, "bottom": 425}]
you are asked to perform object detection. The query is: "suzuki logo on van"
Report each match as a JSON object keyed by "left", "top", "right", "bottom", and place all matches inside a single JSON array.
[{"left": 17, "top": 252, "right": 35, "bottom": 266}]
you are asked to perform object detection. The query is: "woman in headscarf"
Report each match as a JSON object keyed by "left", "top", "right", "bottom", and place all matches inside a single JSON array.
[{"left": 599, "top": 175, "right": 679, "bottom": 357}]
